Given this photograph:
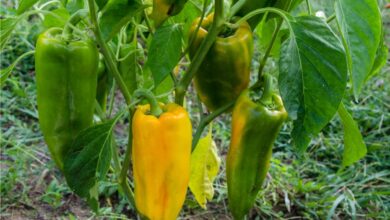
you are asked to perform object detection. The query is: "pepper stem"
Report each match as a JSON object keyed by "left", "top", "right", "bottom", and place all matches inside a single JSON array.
[
  {"left": 134, "top": 89, "right": 163, "bottom": 117},
  {"left": 62, "top": 9, "right": 89, "bottom": 41},
  {"left": 260, "top": 73, "right": 273, "bottom": 105}
]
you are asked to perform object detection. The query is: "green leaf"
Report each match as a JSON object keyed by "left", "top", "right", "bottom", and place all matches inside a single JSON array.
[
  {"left": 146, "top": 24, "right": 183, "bottom": 86},
  {"left": 338, "top": 103, "right": 367, "bottom": 168},
  {"left": 99, "top": 0, "right": 145, "bottom": 41},
  {"left": 172, "top": 0, "right": 201, "bottom": 44},
  {"left": 255, "top": 18, "right": 288, "bottom": 58},
  {"left": 189, "top": 125, "right": 221, "bottom": 209},
  {"left": 63, "top": 119, "right": 117, "bottom": 212},
  {"left": 17, "top": 0, "right": 39, "bottom": 15},
  {"left": 119, "top": 44, "right": 141, "bottom": 94},
  {"left": 0, "top": 50, "right": 35, "bottom": 87},
  {"left": 0, "top": 17, "right": 20, "bottom": 50},
  {"left": 279, "top": 16, "right": 348, "bottom": 152},
  {"left": 96, "top": 0, "right": 109, "bottom": 10},
  {"left": 66, "top": 0, "right": 84, "bottom": 14},
  {"left": 335, "top": 0, "right": 382, "bottom": 98},
  {"left": 43, "top": 7, "right": 70, "bottom": 28},
  {"left": 368, "top": 33, "right": 388, "bottom": 79}
]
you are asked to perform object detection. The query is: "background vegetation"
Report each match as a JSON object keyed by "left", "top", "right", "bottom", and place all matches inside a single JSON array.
[{"left": 1, "top": 0, "right": 389, "bottom": 219}]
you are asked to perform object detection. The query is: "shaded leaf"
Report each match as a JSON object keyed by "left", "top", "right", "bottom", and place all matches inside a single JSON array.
[
  {"left": 338, "top": 103, "right": 367, "bottom": 168},
  {"left": 1, "top": 17, "right": 20, "bottom": 50},
  {"left": 63, "top": 119, "right": 117, "bottom": 212},
  {"left": 335, "top": 0, "right": 382, "bottom": 97},
  {"left": 189, "top": 125, "right": 221, "bottom": 209},
  {"left": 146, "top": 24, "right": 183, "bottom": 87},
  {"left": 368, "top": 33, "right": 388, "bottom": 79},
  {"left": 99, "top": 0, "right": 145, "bottom": 41},
  {"left": 279, "top": 16, "right": 348, "bottom": 152},
  {"left": 17, "top": 0, "right": 39, "bottom": 15},
  {"left": 43, "top": 7, "right": 70, "bottom": 28},
  {"left": 0, "top": 50, "right": 35, "bottom": 87}
]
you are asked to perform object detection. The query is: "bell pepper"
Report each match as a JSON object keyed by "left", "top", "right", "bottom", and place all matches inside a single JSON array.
[
  {"left": 151, "top": 0, "right": 188, "bottom": 27},
  {"left": 188, "top": 14, "right": 253, "bottom": 111},
  {"left": 226, "top": 90, "right": 287, "bottom": 220},
  {"left": 132, "top": 103, "right": 192, "bottom": 220},
  {"left": 35, "top": 27, "right": 99, "bottom": 171}
]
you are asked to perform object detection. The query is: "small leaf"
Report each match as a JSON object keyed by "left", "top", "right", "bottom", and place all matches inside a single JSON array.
[
  {"left": 43, "top": 7, "right": 70, "bottom": 28},
  {"left": 1, "top": 17, "right": 20, "bottom": 50},
  {"left": 66, "top": 0, "right": 84, "bottom": 14},
  {"left": 335, "top": 0, "right": 382, "bottom": 98},
  {"left": 279, "top": 16, "right": 348, "bottom": 152},
  {"left": 63, "top": 118, "right": 118, "bottom": 212},
  {"left": 146, "top": 24, "right": 183, "bottom": 86},
  {"left": 338, "top": 103, "right": 367, "bottom": 168},
  {"left": 368, "top": 33, "right": 388, "bottom": 79},
  {"left": 0, "top": 50, "right": 35, "bottom": 87},
  {"left": 17, "top": 0, "right": 39, "bottom": 15},
  {"left": 189, "top": 125, "right": 221, "bottom": 209},
  {"left": 99, "top": 0, "right": 145, "bottom": 41}
]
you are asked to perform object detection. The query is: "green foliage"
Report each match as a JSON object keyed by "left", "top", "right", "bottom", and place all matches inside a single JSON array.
[{"left": 279, "top": 16, "right": 348, "bottom": 152}]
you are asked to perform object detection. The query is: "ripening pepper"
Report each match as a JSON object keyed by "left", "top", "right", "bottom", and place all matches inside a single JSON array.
[
  {"left": 132, "top": 103, "right": 192, "bottom": 220},
  {"left": 151, "top": 0, "right": 188, "bottom": 27},
  {"left": 35, "top": 27, "right": 98, "bottom": 171},
  {"left": 188, "top": 14, "right": 253, "bottom": 111},
  {"left": 226, "top": 90, "right": 287, "bottom": 220}
]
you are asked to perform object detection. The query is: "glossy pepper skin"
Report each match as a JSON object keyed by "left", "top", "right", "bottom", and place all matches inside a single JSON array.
[
  {"left": 132, "top": 103, "right": 192, "bottom": 220},
  {"left": 227, "top": 90, "right": 287, "bottom": 220},
  {"left": 35, "top": 27, "right": 98, "bottom": 171},
  {"left": 151, "top": 0, "right": 188, "bottom": 27},
  {"left": 188, "top": 14, "right": 253, "bottom": 111}
]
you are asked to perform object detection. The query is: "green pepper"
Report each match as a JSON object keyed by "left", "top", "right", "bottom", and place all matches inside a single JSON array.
[
  {"left": 226, "top": 89, "right": 287, "bottom": 220},
  {"left": 35, "top": 27, "right": 99, "bottom": 171},
  {"left": 188, "top": 14, "right": 253, "bottom": 111}
]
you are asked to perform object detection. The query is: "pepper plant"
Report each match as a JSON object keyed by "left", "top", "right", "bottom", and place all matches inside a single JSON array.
[{"left": 1, "top": 0, "right": 387, "bottom": 219}]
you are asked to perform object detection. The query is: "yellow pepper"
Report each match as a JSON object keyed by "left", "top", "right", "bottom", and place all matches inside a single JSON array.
[{"left": 132, "top": 103, "right": 192, "bottom": 220}]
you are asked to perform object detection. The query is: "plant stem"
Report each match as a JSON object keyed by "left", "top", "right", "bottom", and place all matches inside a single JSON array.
[
  {"left": 230, "top": 0, "right": 246, "bottom": 17},
  {"left": 305, "top": 0, "right": 312, "bottom": 15},
  {"left": 251, "top": 18, "right": 283, "bottom": 90},
  {"left": 87, "top": 0, "right": 132, "bottom": 105},
  {"left": 119, "top": 112, "right": 134, "bottom": 185},
  {"left": 134, "top": 89, "right": 163, "bottom": 116},
  {"left": 87, "top": 0, "right": 135, "bottom": 207},
  {"left": 174, "top": 0, "right": 225, "bottom": 106},
  {"left": 62, "top": 9, "right": 88, "bottom": 41},
  {"left": 191, "top": 101, "right": 234, "bottom": 151},
  {"left": 327, "top": 14, "right": 336, "bottom": 23}
]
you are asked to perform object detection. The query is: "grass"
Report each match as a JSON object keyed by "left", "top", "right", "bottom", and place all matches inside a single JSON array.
[{"left": 1, "top": 0, "right": 389, "bottom": 219}]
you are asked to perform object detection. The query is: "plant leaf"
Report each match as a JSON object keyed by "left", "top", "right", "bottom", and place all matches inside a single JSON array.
[
  {"left": 279, "top": 16, "right": 348, "bottom": 152},
  {"left": 335, "top": 0, "right": 382, "bottom": 98},
  {"left": 1, "top": 17, "right": 20, "bottom": 50},
  {"left": 99, "top": 0, "right": 145, "bottom": 41},
  {"left": 189, "top": 125, "right": 221, "bottom": 209},
  {"left": 63, "top": 118, "right": 118, "bottom": 212},
  {"left": 146, "top": 24, "right": 183, "bottom": 87},
  {"left": 338, "top": 103, "right": 367, "bottom": 168},
  {"left": 0, "top": 50, "right": 35, "bottom": 87},
  {"left": 17, "top": 0, "right": 39, "bottom": 15},
  {"left": 43, "top": 7, "right": 70, "bottom": 28},
  {"left": 368, "top": 33, "right": 388, "bottom": 79}
]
